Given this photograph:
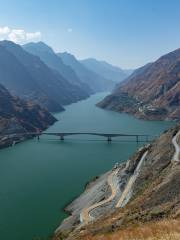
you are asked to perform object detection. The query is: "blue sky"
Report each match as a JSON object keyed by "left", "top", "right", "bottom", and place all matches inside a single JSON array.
[{"left": 0, "top": 0, "right": 180, "bottom": 68}]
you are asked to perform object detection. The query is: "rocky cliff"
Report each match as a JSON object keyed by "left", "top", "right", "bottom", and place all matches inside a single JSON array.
[
  {"left": 0, "top": 84, "right": 56, "bottom": 148},
  {"left": 98, "top": 48, "right": 180, "bottom": 121},
  {"left": 53, "top": 124, "right": 180, "bottom": 240}
]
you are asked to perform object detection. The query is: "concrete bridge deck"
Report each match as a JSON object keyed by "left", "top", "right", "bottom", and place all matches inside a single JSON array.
[
  {"left": 43, "top": 132, "right": 149, "bottom": 141},
  {"left": 4, "top": 132, "right": 151, "bottom": 142}
]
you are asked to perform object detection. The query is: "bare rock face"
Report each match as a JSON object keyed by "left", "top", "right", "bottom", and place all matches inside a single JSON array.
[
  {"left": 98, "top": 49, "right": 180, "bottom": 121},
  {"left": 0, "top": 83, "right": 56, "bottom": 148}
]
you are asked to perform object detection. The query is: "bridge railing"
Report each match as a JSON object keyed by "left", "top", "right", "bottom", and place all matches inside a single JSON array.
[{"left": 0, "top": 132, "right": 156, "bottom": 143}]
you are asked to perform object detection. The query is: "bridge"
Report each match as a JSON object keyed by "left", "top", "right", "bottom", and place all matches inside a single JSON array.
[{"left": 24, "top": 132, "right": 151, "bottom": 142}]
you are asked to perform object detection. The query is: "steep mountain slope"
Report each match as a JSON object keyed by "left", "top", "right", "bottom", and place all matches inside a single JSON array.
[
  {"left": 23, "top": 42, "right": 91, "bottom": 95},
  {"left": 81, "top": 58, "right": 127, "bottom": 83},
  {"left": 53, "top": 124, "right": 180, "bottom": 240},
  {"left": 98, "top": 49, "right": 180, "bottom": 121},
  {"left": 123, "top": 68, "right": 134, "bottom": 76},
  {"left": 58, "top": 52, "right": 115, "bottom": 92},
  {"left": 0, "top": 44, "right": 63, "bottom": 112},
  {"left": 0, "top": 41, "right": 89, "bottom": 112},
  {"left": 0, "top": 83, "right": 56, "bottom": 148}
]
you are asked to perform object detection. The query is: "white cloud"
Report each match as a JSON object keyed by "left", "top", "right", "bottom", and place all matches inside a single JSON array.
[
  {"left": 67, "top": 28, "right": 73, "bottom": 33},
  {"left": 0, "top": 26, "right": 41, "bottom": 43},
  {"left": 8, "top": 29, "right": 26, "bottom": 43},
  {"left": 26, "top": 31, "right": 41, "bottom": 40},
  {"left": 0, "top": 26, "right": 10, "bottom": 35}
]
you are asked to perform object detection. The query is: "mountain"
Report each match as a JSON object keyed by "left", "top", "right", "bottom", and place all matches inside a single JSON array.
[
  {"left": 53, "top": 124, "right": 180, "bottom": 240},
  {"left": 123, "top": 68, "right": 134, "bottom": 76},
  {"left": 98, "top": 48, "right": 180, "bottom": 121},
  {"left": 58, "top": 52, "right": 115, "bottom": 92},
  {"left": 0, "top": 43, "right": 64, "bottom": 112},
  {"left": 0, "top": 41, "right": 89, "bottom": 112},
  {"left": 23, "top": 42, "right": 91, "bottom": 95},
  {"left": 0, "top": 83, "right": 56, "bottom": 148},
  {"left": 81, "top": 58, "right": 128, "bottom": 83}
]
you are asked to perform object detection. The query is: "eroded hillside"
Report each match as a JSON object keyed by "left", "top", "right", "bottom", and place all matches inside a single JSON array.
[
  {"left": 53, "top": 124, "right": 180, "bottom": 240},
  {"left": 98, "top": 49, "right": 180, "bottom": 121}
]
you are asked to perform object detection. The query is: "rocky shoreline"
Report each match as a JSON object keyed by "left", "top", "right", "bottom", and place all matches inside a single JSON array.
[
  {"left": 97, "top": 93, "right": 180, "bottom": 121},
  {"left": 54, "top": 142, "right": 150, "bottom": 237},
  {"left": 55, "top": 171, "right": 111, "bottom": 233},
  {"left": 53, "top": 124, "right": 180, "bottom": 240},
  {"left": 0, "top": 133, "right": 41, "bottom": 149},
  {"left": 0, "top": 83, "right": 57, "bottom": 150}
]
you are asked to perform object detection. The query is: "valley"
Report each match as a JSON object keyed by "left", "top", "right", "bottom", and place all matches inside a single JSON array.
[
  {"left": 0, "top": 2, "right": 180, "bottom": 240},
  {"left": 0, "top": 93, "right": 173, "bottom": 240}
]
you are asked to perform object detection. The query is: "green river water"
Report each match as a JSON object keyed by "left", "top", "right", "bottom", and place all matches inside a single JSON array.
[{"left": 0, "top": 92, "right": 174, "bottom": 240}]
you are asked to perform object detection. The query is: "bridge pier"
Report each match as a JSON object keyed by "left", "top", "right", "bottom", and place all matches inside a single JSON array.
[
  {"left": 107, "top": 136, "right": 112, "bottom": 142},
  {"left": 60, "top": 135, "right": 64, "bottom": 141},
  {"left": 136, "top": 135, "right": 139, "bottom": 143}
]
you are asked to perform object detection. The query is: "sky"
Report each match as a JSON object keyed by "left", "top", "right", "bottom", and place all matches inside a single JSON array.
[{"left": 0, "top": 0, "right": 180, "bottom": 68}]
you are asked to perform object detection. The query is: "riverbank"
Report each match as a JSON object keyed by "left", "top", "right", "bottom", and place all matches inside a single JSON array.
[
  {"left": 0, "top": 134, "right": 31, "bottom": 149},
  {"left": 54, "top": 143, "right": 150, "bottom": 237},
  {"left": 97, "top": 96, "right": 180, "bottom": 122},
  {"left": 0, "top": 92, "right": 174, "bottom": 240},
  {"left": 53, "top": 124, "right": 180, "bottom": 240},
  {"left": 0, "top": 120, "right": 57, "bottom": 149}
]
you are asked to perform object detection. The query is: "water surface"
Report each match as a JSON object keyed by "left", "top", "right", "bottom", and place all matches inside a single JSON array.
[{"left": 0, "top": 92, "right": 174, "bottom": 240}]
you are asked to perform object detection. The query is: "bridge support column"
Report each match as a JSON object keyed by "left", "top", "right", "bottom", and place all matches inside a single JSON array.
[
  {"left": 60, "top": 135, "right": 64, "bottom": 141},
  {"left": 107, "top": 136, "right": 112, "bottom": 142},
  {"left": 136, "top": 135, "right": 139, "bottom": 143}
]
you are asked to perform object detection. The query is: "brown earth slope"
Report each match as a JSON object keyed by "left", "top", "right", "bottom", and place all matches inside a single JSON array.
[
  {"left": 0, "top": 83, "right": 56, "bottom": 148},
  {"left": 53, "top": 124, "right": 180, "bottom": 240},
  {"left": 98, "top": 49, "right": 180, "bottom": 121}
]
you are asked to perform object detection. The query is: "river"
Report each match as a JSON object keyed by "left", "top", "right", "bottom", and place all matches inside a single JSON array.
[{"left": 0, "top": 92, "right": 174, "bottom": 240}]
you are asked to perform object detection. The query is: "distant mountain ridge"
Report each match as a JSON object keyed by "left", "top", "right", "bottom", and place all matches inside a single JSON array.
[
  {"left": 23, "top": 42, "right": 92, "bottom": 95},
  {"left": 0, "top": 40, "right": 124, "bottom": 114},
  {"left": 0, "top": 43, "right": 63, "bottom": 112},
  {"left": 0, "top": 41, "right": 90, "bottom": 112},
  {"left": 81, "top": 58, "right": 128, "bottom": 83},
  {"left": 98, "top": 48, "right": 180, "bottom": 121},
  {"left": 58, "top": 52, "right": 115, "bottom": 92}
]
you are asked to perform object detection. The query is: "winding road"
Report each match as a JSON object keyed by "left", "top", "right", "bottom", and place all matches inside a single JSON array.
[
  {"left": 172, "top": 130, "right": 180, "bottom": 163},
  {"left": 80, "top": 151, "right": 148, "bottom": 224},
  {"left": 116, "top": 150, "right": 148, "bottom": 208},
  {"left": 80, "top": 169, "right": 119, "bottom": 224},
  {"left": 79, "top": 129, "right": 180, "bottom": 225}
]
